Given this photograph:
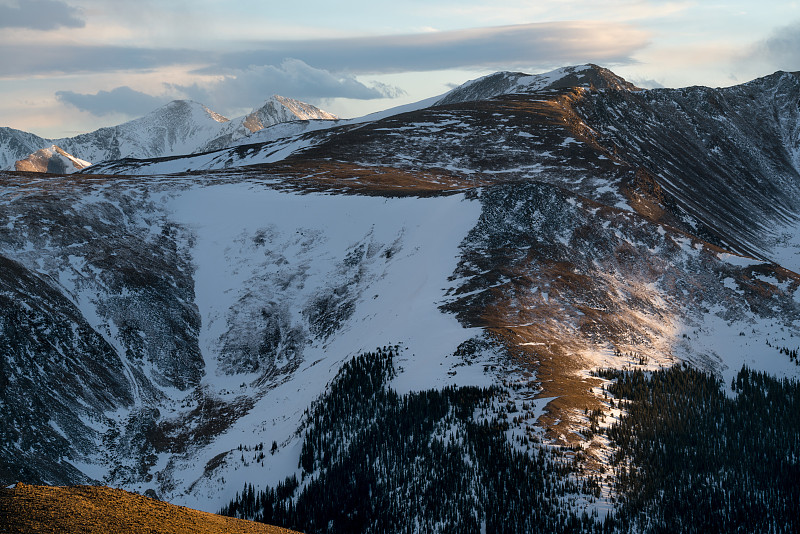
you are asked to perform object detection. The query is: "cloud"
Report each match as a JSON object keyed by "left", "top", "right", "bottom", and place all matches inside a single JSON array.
[
  {"left": 0, "top": 0, "right": 84, "bottom": 30},
  {"left": 206, "top": 22, "right": 649, "bottom": 75},
  {"left": 55, "top": 86, "right": 170, "bottom": 116},
  {"left": 52, "top": 60, "right": 402, "bottom": 119},
  {"left": 1, "top": 22, "right": 647, "bottom": 79},
  {"left": 751, "top": 20, "right": 800, "bottom": 71},
  {"left": 0, "top": 44, "right": 202, "bottom": 78},
  {"left": 629, "top": 77, "right": 664, "bottom": 89},
  {"left": 169, "top": 59, "right": 404, "bottom": 110}
]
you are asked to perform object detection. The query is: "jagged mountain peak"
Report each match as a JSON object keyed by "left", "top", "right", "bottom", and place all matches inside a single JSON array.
[
  {"left": 135, "top": 99, "right": 231, "bottom": 127},
  {"left": 242, "top": 95, "right": 338, "bottom": 133},
  {"left": 273, "top": 95, "right": 338, "bottom": 120},
  {"left": 436, "top": 64, "right": 639, "bottom": 106}
]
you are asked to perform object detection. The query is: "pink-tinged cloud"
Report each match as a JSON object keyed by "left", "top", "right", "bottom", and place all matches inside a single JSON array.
[
  {"left": 209, "top": 21, "right": 649, "bottom": 74},
  {"left": 2, "top": 22, "right": 648, "bottom": 79}
]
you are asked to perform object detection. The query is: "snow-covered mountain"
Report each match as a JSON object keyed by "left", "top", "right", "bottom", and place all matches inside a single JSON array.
[
  {"left": 0, "top": 127, "right": 49, "bottom": 171},
  {"left": 0, "top": 96, "right": 338, "bottom": 171},
  {"left": 435, "top": 63, "right": 639, "bottom": 105},
  {"left": 2, "top": 65, "right": 800, "bottom": 531},
  {"left": 183, "top": 95, "right": 340, "bottom": 154},
  {"left": 242, "top": 95, "right": 338, "bottom": 130},
  {"left": 54, "top": 100, "right": 233, "bottom": 164}
]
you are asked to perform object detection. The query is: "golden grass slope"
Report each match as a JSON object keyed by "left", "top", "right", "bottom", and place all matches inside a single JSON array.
[{"left": 0, "top": 483, "right": 300, "bottom": 534}]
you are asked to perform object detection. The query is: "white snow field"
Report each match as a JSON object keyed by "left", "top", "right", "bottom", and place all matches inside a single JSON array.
[{"left": 144, "top": 182, "right": 484, "bottom": 509}]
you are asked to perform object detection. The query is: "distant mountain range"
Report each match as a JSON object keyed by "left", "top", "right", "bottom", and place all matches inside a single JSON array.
[{"left": 1, "top": 95, "right": 338, "bottom": 172}]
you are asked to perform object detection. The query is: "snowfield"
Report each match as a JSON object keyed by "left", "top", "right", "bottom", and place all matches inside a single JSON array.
[{"left": 92, "top": 181, "right": 484, "bottom": 509}]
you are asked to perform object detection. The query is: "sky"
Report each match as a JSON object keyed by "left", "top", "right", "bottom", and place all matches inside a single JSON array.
[{"left": 0, "top": 0, "right": 798, "bottom": 138}]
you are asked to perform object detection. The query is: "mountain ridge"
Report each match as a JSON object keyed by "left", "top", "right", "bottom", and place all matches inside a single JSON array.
[
  {"left": 1, "top": 96, "right": 338, "bottom": 171},
  {"left": 81, "top": 63, "right": 643, "bottom": 175},
  {"left": 435, "top": 63, "right": 639, "bottom": 106}
]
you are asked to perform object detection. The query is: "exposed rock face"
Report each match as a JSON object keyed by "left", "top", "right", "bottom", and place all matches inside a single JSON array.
[
  {"left": 575, "top": 70, "right": 800, "bottom": 260},
  {"left": 0, "top": 255, "right": 133, "bottom": 484},
  {"left": 14, "top": 145, "right": 90, "bottom": 173}
]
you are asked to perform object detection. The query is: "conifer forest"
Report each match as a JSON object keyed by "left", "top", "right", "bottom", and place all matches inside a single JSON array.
[{"left": 221, "top": 350, "right": 800, "bottom": 533}]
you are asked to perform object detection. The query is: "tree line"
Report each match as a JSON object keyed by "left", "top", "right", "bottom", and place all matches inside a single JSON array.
[{"left": 221, "top": 348, "right": 800, "bottom": 533}]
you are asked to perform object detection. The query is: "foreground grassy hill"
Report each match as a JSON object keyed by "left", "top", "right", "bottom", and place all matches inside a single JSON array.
[{"left": 0, "top": 483, "right": 300, "bottom": 534}]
